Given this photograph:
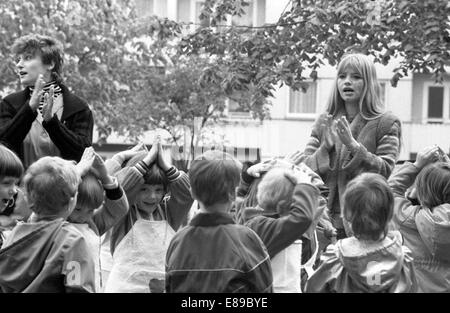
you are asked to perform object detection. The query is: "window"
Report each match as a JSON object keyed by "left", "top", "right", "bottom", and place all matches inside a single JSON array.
[
  {"left": 177, "top": 0, "right": 191, "bottom": 23},
  {"left": 423, "top": 83, "right": 450, "bottom": 123},
  {"left": 135, "top": 0, "right": 154, "bottom": 18},
  {"left": 288, "top": 82, "right": 317, "bottom": 118}
]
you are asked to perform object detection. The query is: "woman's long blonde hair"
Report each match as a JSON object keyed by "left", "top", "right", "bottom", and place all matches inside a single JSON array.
[{"left": 326, "top": 53, "right": 385, "bottom": 120}]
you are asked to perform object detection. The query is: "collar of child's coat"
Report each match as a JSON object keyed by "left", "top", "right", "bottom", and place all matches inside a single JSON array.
[{"left": 190, "top": 212, "right": 235, "bottom": 227}]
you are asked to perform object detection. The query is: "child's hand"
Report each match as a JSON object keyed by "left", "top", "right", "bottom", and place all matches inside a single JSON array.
[
  {"left": 143, "top": 137, "right": 159, "bottom": 167},
  {"left": 247, "top": 159, "right": 276, "bottom": 178},
  {"left": 285, "top": 150, "right": 303, "bottom": 165},
  {"left": 284, "top": 169, "right": 311, "bottom": 185},
  {"left": 437, "top": 146, "right": 450, "bottom": 163},
  {"left": 91, "top": 153, "right": 114, "bottom": 185},
  {"left": 414, "top": 145, "right": 440, "bottom": 169},
  {"left": 156, "top": 136, "right": 171, "bottom": 171},
  {"left": 114, "top": 142, "right": 147, "bottom": 164},
  {"left": 77, "top": 147, "right": 95, "bottom": 177}
]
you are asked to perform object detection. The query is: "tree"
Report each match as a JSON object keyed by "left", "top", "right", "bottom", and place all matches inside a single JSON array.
[
  {"left": 0, "top": 0, "right": 181, "bottom": 140},
  {"left": 180, "top": 0, "right": 450, "bottom": 106}
]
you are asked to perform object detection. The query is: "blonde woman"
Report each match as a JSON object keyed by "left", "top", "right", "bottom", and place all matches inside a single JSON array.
[{"left": 293, "top": 53, "right": 402, "bottom": 240}]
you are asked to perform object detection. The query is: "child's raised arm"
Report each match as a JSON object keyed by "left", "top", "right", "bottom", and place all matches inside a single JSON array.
[
  {"left": 105, "top": 142, "right": 147, "bottom": 175},
  {"left": 91, "top": 153, "right": 129, "bottom": 236}
]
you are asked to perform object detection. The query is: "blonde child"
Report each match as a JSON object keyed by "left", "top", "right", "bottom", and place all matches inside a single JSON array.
[{"left": 0, "top": 156, "right": 95, "bottom": 292}]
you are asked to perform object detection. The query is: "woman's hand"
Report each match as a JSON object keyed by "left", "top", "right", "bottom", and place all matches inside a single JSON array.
[
  {"left": 41, "top": 86, "right": 54, "bottom": 122},
  {"left": 414, "top": 145, "right": 440, "bottom": 169},
  {"left": 336, "top": 116, "right": 359, "bottom": 152},
  {"left": 29, "top": 74, "right": 45, "bottom": 112},
  {"left": 321, "top": 115, "right": 338, "bottom": 151}
]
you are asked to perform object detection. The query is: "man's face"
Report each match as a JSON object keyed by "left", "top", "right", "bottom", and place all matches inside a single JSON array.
[
  {"left": 15, "top": 52, "right": 49, "bottom": 87},
  {"left": 136, "top": 184, "right": 165, "bottom": 215}
]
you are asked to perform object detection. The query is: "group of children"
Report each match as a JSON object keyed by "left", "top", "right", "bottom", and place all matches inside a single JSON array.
[{"left": 0, "top": 139, "right": 449, "bottom": 293}]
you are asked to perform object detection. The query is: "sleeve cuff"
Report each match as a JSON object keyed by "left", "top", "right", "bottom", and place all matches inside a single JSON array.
[
  {"left": 105, "top": 182, "right": 124, "bottom": 201},
  {"left": 165, "top": 166, "right": 180, "bottom": 181}
]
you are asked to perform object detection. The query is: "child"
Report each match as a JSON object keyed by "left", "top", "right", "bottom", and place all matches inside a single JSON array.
[
  {"left": 0, "top": 144, "right": 28, "bottom": 248},
  {"left": 388, "top": 145, "right": 450, "bottom": 292},
  {"left": 67, "top": 148, "right": 129, "bottom": 292},
  {"left": 0, "top": 156, "right": 96, "bottom": 292},
  {"left": 165, "top": 150, "right": 273, "bottom": 293},
  {"left": 104, "top": 137, "right": 193, "bottom": 292},
  {"left": 236, "top": 158, "right": 329, "bottom": 287},
  {"left": 243, "top": 166, "right": 323, "bottom": 293},
  {"left": 306, "top": 173, "right": 417, "bottom": 293}
]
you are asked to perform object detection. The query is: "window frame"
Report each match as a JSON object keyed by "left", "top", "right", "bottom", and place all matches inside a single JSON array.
[
  {"left": 422, "top": 81, "right": 450, "bottom": 124},
  {"left": 286, "top": 80, "right": 318, "bottom": 120}
]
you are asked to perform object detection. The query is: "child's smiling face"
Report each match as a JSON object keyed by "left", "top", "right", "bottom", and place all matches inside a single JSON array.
[
  {"left": 136, "top": 184, "right": 165, "bottom": 215},
  {"left": 0, "top": 176, "right": 19, "bottom": 213}
]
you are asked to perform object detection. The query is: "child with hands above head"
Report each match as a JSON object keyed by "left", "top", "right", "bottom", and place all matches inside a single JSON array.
[
  {"left": 66, "top": 147, "right": 129, "bottom": 292},
  {"left": 243, "top": 164, "right": 324, "bottom": 293},
  {"left": 388, "top": 145, "right": 450, "bottom": 292},
  {"left": 104, "top": 136, "right": 193, "bottom": 293}
]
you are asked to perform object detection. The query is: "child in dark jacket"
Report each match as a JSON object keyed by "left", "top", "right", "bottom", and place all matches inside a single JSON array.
[
  {"left": 0, "top": 156, "right": 95, "bottom": 292},
  {"left": 166, "top": 150, "right": 273, "bottom": 293}
]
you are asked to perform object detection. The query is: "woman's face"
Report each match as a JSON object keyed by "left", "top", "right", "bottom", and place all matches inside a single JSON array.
[
  {"left": 15, "top": 52, "right": 51, "bottom": 87},
  {"left": 136, "top": 184, "right": 165, "bottom": 215},
  {"left": 337, "top": 67, "right": 364, "bottom": 106},
  {"left": 0, "top": 176, "right": 20, "bottom": 213}
]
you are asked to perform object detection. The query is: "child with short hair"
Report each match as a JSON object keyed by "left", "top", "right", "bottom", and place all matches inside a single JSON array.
[
  {"left": 243, "top": 166, "right": 323, "bottom": 292},
  {"left": 0, "top": 156, "right": 96, "bottom": 292},
  {"left": 104, "top": 137, "right": 193, "bottom": 292},
  {"left": 67, "top": 148, "right": 129, "bottom": 292},
  {"left": 306, "top": 173, "right": 417, "bottom": 293},
  {"left": 388, "top": 145, "right": 450, "bottom": 292},
  {"left": 0, "top": 144, "right": 29, "bottom": 247},
  {"left": 165, "top": 150, "right": 273, "bottom": 293}
]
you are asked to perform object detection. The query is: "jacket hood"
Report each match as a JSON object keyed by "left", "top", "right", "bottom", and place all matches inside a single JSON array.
[
  {"left": 415, "top": 203, "right": 450, "bottom": 262},
  {"left": 336, "top": 231, "right": 412, "bottom": 292},
  {"left": 0, "top": 219, "right": 64, "bottom": 292}
]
